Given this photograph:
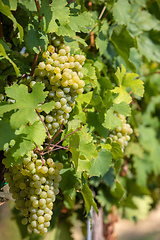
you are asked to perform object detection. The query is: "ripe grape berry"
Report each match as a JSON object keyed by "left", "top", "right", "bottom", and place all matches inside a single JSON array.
[
  {"left": 32, "top": 38, "right": 86, "bottom": 135},
  {"left": 108, "top": 112, "right": 133, "bottom": 151},
  {"left": 3, "top": 154, "right": 63, "bottom": 236}
]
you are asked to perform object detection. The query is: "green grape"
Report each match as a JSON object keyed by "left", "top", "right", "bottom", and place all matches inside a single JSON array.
[
  {"left": 59, "top": 49, "right": 66, "bottom": 56},
  {"left": 33, "top": 43, "right": 86, "bottom": 136},
  {"left": 48, "top": 45, "right": 55, "bottom": 53},
  {"left": 52, "top": 122, "right": 59, "bottom": 129},
  {"left": 38, "top": 62, "right": 46, "bottom": 70},
  {"left": 22, "top": 218, "right": 28, "bottom": 225},
  {"left": 56, "top": 89, "right": 64, "bottom": 97},
  {"left": 51, "top": 52, "right": 59, "bottom": 60},
  {"left": 0, "top": 94, "right": 4, "bottom": 101},
  {"left": 45, "top": 115, "right": 54, "bottom": 123},
  {"left": 42, "top": 51, "right": 50, "bottom": 58},
  {"left": 108, "top": 113, "right": 133, "bottom": 151},
  {"left": 38, "top": 70, "right": 46, "bottom": 77},
  {"left": 55, "top": 102, "right": 61, "bottom": 109},
  {"left": 53, "top": 38, "right": 61, "bottom": 47},
  {"left": 46, "top": 58, "right": 54, "bottom": 65},
  {"left": 45, "top": 64, "right": 52, "bottom": 71}
]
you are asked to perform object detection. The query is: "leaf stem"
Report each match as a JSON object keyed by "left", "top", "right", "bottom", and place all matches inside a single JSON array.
[
  {"left": 50, "top": 123, "right": 64, "bottom": 143},
  {"left": 42, "top": 145, "right": 69, "bottom": 155},
  {"left": 35, "top": 109, "right": 52, "bottom": 139},
  {"left": 67, "top": 0, "right": 76, "bottom": 5},
  {"left": 84, "top": 5, "right": 106, "bottom": 42},
  {"left": 53, "top": 127, "right": 81, "bottom": 149},
  {"left": 137, "top": 70, "right": 160, "bottom": 79},
  {"left": 17, "top": 74, "right": 27, "bottom": 84}
]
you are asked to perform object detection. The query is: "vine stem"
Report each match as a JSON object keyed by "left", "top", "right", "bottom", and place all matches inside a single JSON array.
[
  {"left": 30, "top": 52, "right": 39, "bottom": 77},
  {"left": 35, "top": 0, "right": 40, "bottom": 12},
  {"left": 35, "top": 0, "right": 43, "bottom": 22},
  {"left": 42, "top": 145, "right": 69, "bottom": 156},
  {"left": 50, "top": 123, "right": 64, "bottom": 143},
  {"left": 85, "top": 5, "right": 106, "bottom": 43},
  {"left": 17, "top": 73, "right": 27, "bottom": 84},
  {"left": 44, "top": 127, "right": 81, "bottom": 155},
  {"left": 52, "top": 127, "right": 81, "bottom": 149},
  {"left": 35, "top": 109, "right": 52, "bottom": 140}
]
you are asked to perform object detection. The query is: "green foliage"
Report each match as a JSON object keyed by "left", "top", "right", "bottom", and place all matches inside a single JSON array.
[
  {"left": 0, "top": 83, "right": 50, "bottom": 129},
  {"left": 0, "top": 0, "right": 160, "bottom": 239}
]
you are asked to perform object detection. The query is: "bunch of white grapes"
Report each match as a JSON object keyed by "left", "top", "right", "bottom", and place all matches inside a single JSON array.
[
  {"left": 3, "top": 154, "right": 63, "bottom": 235},
  {"left": 29, "top": 40, "right": 85, "bottom": 135},
  {"left": 108, "top": 112, "right": 133, "bottom": 151}
]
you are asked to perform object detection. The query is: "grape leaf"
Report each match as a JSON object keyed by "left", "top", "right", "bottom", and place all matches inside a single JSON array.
[
  {"left": 111, "top": 181, "right": 125, "bottom": 201},
  {"left": 78, "top": 126, "right": 97, "bottom": 161},
  {"left": 40, "top": 101, "right": 55, "bottom": 114},
  {"left": 111, "top": 142, "right": 123, "bottom": 159},
  {"left": 96, "top": 183, "right": 124, "bottom": 211},
  {"left": 2, "top": 0, "right": 17, "bottom": 10},
  {"left": 16, "top": 121, "right": 46, "bottom": 146},
  {"left": 89, "top": 149, "right": 112, "bottom": 177},
  {"left": 68, "top": 119, "right": 81, "bottom": 131},
  {"left": 77, "top": 159, "right": 91, "bottom": 173},
  {"left": 103, "top": 167, "right": 115, "bottom": 187},
  {"left": 133, "top": 10, "right": 160, "bottom": 31},
  {"left": 5, "top": 135, "right": 33, "bottom": 167},
  {"left": 69, "top": 11, "right": 95, "bottom": 33},
  {"left": 112, "top": 64, "right": 144, "bottom": 104},
  {"left": 0, "top": 43, "right": 19, "bottom": 76},
  {"left": 24, "top": 24, "right": 49, "bottom": 54},
  {"left": 81, "top": 183, "right": 98, "bottom": 214},
  {"left": 87, "top": 112, "right": 109, "bottom": 138},
  {"left": 103, "top": 102, "right": 130, "bottom": 130},
  {"left": 18, "top": 0, "right": 37, "bottom": 11},
  {"left": 125, "top": 142, "right": 144, "bottom": 159},
  {"left": 95, "top": 21, "right": 109, "bottom": 55},
  {"left": 112, "top": 0, "right": 131, "bottom": 25},
  {"left": 110, "top": 25, "right": 136, "bottom": 72},
  {"left": 133, "top": 156, "right": 152, "bottom": 187},
  {"left": 60, "top": 168, "right": 77, "bottom": 193},
  {"left": 124, "top": 196, "right": 153, "bottom": 220},
  {"left": 136, "top": 33, "right": 160, "bottom": 63},
  {"left": 0, "top": 120, "right": 16, "bottom": 150},
  {"left": 0, "top": 83, "right": 48, "bottom": 129},
  {"left": 40, "top": 0, "right": 70, "bottom": 33},
  {"left": 69, "top": 132, "right": 80, "bottom": 171},
  {"left": 0, "top": 0, "right": 23, "bottom": 42},
  {"left": 76, "top": 92, "right": 92, "bottom": 107},
  {"left": 81, "top": 61, "right": 97, "bottom": 86},
  {"left": 79, "top": 142, "right": 97, "bottom": 162},
  {"left": 4, "top": 121, "right": 46, "bottom": 167}
]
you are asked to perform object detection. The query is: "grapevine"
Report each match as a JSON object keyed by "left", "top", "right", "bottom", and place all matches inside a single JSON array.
[
  {"left": 1, "top": 0, "right": 160, "bottom": 240},
  {"left": 0, "top": 37, "right": 87, "bottom": 235}
]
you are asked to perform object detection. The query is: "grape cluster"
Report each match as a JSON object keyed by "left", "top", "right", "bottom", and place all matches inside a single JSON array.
[
  {"left": 108, "top": 112, "right": 133, "bottom": 151},
  {"left": 29, "top": 40, "right": 85, "bottom": 135},
  {"left": 3, "top": 154, "right": 63, "bottom": 235}
]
